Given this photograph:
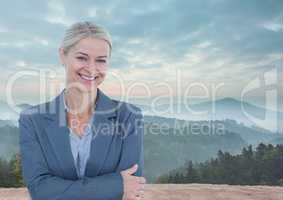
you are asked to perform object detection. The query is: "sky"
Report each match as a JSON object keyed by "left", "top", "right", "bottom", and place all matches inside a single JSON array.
[{"left": 0, "top": 0, "right": 282, "bottom": 109}]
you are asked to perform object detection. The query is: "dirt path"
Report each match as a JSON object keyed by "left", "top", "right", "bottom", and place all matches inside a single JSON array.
[{"left": 1, "top": 184, "right": 283, "bottom": 200}]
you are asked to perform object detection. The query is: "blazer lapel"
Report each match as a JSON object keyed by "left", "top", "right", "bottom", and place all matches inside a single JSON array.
[
  {"left": 43, "top": 90, "right": 78, "bottom": 180},
  {"left": 43, "top": 88, "right": 119, "bottom": 179},
  {"left": 85, "top": 88, "right": 118, "bottom": 177}
]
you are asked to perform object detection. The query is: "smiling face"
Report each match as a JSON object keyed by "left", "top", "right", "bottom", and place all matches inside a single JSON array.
[{"left": 59, "top": 37, "right": 110, "bottom": 93}]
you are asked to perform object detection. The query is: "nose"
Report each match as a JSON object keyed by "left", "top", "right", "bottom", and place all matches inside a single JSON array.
[{"left": 86, "top": 59, "right": 96, "bottom": 68}]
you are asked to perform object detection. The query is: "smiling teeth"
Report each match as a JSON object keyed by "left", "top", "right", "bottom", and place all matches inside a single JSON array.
[{"left": 80, "top": 74, "right": 96, "bottom": 81}]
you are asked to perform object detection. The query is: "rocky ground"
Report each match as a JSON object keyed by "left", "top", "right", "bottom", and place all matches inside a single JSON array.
[{"left": 1, "top": 184, "right": 283, "bottom": 200}]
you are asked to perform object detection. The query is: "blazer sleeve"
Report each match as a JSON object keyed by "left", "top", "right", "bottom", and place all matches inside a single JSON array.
[
  {"left": 19, "top": 113, "right": 124, "bottom": 200},
  {"left": 115, "top": 107, "right": 144, "bottom": 177}
]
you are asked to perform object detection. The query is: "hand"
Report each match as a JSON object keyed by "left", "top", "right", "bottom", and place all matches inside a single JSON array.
[{"left": 121, "top": 164, "right": 146, "bottom": 200}]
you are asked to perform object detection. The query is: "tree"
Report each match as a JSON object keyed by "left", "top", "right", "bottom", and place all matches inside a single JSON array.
[
  {"left": 184, "top": 161, "right": 199, "bottom": 183},
  {"left": 10, "top": 153, "right": 24, "bottom": 187}
]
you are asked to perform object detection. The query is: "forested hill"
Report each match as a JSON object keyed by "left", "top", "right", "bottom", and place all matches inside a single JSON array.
[
  {"left": 156, "top": 143, "right": 283, "bottom": 186},
  {"left": 0, "top": 115, "right": 282, "bottom": 183}
]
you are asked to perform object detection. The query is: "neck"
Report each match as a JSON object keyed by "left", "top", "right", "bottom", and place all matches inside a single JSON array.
[{"left": 64, "top": 88, "right": 97, "bottom": 117}]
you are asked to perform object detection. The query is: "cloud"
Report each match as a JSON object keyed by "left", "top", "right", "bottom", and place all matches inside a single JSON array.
[
  {"left": 260, "top": 21, "right": 283, "bottom": 32},
  {"left": 0, "top": 0, "right": 282, "bottom": 102}
]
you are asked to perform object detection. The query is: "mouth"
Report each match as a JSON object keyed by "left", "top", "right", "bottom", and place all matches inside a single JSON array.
[{"left": 78, "top": 73, "right": 98, "bottom": 81}]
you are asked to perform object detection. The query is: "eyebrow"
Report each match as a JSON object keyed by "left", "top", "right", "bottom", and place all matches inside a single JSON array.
[{"left": 76, "top": 51, "right": 108, "bottom": 58}]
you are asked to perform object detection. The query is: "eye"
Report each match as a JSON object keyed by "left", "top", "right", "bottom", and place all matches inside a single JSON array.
[
  {"left": 77, "top": 56, "right": 87, "bottom": 61},
  {"left": 96, "top": 59, "right": 106, "bottom": 63}
]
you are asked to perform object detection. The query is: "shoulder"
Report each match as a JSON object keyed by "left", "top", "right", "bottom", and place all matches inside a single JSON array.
[
  {"left": 112, "top": 100, "right": 142, "bottom": 115},
  {"left": 97, "top": 88, "right": 142, "bottom": 121},
  {"left": 114, "top": 100, "right": 142, "bottom": 116},
  {"left": 112, "top": 99, "right": 143, "bottom": 123},
  {"left": 111, "top": 100, "right": 144, "bottom": 138}
]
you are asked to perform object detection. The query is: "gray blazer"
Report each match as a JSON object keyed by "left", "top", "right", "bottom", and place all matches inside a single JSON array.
[{"left": 18, "top": 88, "right": 144, "bottom": 200}]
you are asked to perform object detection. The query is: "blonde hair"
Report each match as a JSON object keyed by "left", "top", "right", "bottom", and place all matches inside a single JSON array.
[{"left": 60, "top": 21, "right": 112, "bottom": 56}]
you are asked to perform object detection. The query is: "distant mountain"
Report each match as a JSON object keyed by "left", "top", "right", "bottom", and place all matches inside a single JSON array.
[
  {"left": 143, "top": 119, "right": 247, "bottom": 182},
  {"left": 189, "top": 97, "right": 270, "bottom": 119},
  {"left": 0, "top": 105, "right": 281, "bottom": 183},
  {"left": 141, "top": 97, "right": 283, "bottom": 132},
  {"left": 269, "top": 136, "right": 283, "bottom": 145},
  {"left": 143, "top": 116, "right": 279, "bottom": 145},
  {"left": 0, "top": 100, "right": 33, "bottom": 122},
  {"left": 1, "top": 97, "right": 281, "bottom": 132},
  {"left": 0, "top": 119, "right": 17, "bottom": 127},
  {"left": 16, "top": 103, "right": 32, "bottom": 110},
  {"left": 0, "top": 115, "right": 250, "bottom": 182},
  {"left": 220, "top": 119, "right": 277, "bottom": 145},
  {"left": 143, "top": 115, "right": 283, "bottom": 182},
  {"left": 0, "top": 100, "right": 19, "bottom": 121},
  {"left": 191, "top": 98, "right": 283, "bottom": 132}
]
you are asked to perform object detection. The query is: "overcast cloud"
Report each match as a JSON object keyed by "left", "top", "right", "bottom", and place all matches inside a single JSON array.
[{"left": 0, "top": 0, "right": 282, "bottom": 107}]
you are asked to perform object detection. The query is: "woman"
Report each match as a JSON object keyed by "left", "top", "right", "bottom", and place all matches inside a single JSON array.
[{"left": 19, "top": 21, "right": 146, "bottom": 200}]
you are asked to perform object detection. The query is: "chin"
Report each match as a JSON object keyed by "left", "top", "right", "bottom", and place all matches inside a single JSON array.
[{"left": 75, "top": 84, "right": 98, "bottom": 93}]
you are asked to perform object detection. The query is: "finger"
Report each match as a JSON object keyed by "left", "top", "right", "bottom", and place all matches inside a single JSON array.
[
  {"left": 139, "top": 190, "right": 145, "bottom": 195},
  {"left": 125, "top": 164, "right": 138, "bottom": 175},
  {"left": 140, "top": 190, "right": 145, "bottom": 199}
]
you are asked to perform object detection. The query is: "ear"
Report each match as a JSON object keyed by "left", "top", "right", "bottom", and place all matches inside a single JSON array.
[{"left": 58, "top": 47, "right": 66, "bottom": 66}]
